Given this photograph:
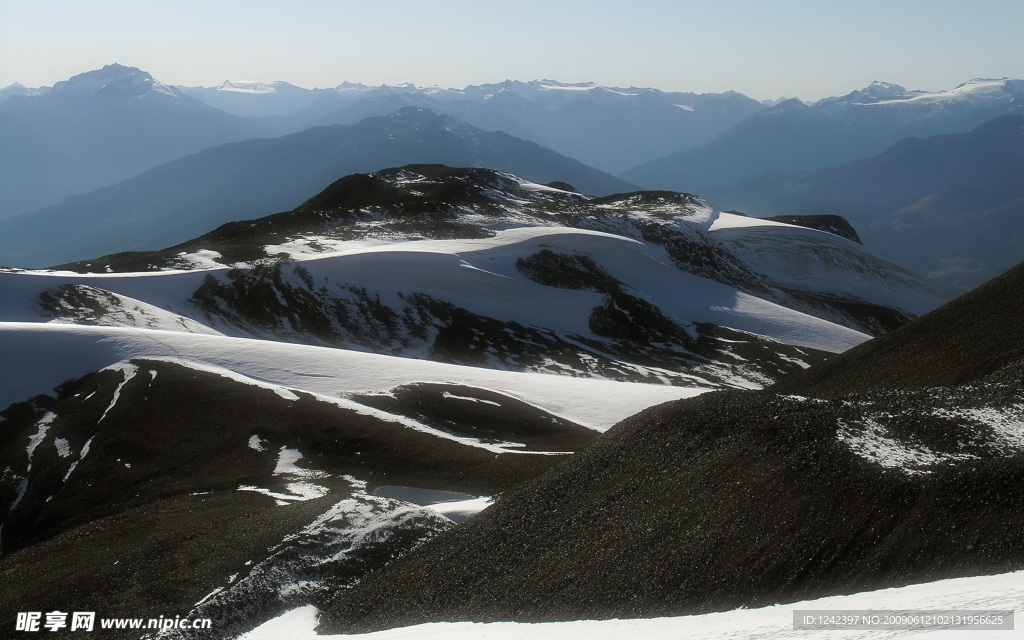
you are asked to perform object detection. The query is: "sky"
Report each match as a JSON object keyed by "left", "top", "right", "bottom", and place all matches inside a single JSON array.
[{"left": 1, "top": 0, "right": 1022, "bottom": 101}]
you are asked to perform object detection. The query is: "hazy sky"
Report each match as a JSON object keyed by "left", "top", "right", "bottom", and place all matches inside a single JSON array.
[{"left": 1, "top": 0, "right": 1021, "bottom": 101}]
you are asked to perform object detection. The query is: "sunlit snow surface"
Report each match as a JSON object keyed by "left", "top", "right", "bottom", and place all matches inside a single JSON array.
[
  {"left": 866, "top": 78, "right": 1022, "bottom": 106},
  {"left": 708, "top": 212, "right": 947, "bottom": 316},
  {"left": 0, "top": 323, "right": 701, "bottom": 432},
  {"left": 0, "top": 224, "right": 871, "bottom": 354},
  {"left": 1, "top": 185, "right": 959, "bottom": 397},
  {"left": 239, "top": 571, "right": 1024, "bottom": 640}
]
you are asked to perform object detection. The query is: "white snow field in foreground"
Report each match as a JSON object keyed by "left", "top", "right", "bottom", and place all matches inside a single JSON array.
[
  {"left": 240, "top": 571, "right": 1024, "bottom": 640},
  {"left": 0, "top": 322, "right": 701, "bottom": 431}
]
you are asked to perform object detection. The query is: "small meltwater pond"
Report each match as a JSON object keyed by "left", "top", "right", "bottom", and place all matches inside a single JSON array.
[{"left": 373, "top": 486, "right": 493, "bottom": 524}]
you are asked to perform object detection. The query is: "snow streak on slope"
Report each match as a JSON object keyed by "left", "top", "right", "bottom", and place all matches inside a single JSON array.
[
  {"left": 239, "top": 570, "right": 1024, "bottom": 640},
  {"left": 156, "top": 477, "right": 457, "bottom": 639}
]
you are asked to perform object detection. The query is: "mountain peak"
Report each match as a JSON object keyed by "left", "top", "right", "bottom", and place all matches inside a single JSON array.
[
  {"left": 822, "top": 80, "right": 916, "bottom": 105},
  {"left": 864, "top": 80, "right": 908, "bottom": 94},
  {"left": 0, "top": 82, "right": 49, "bottom": 103},
  {"left": 371, "top": 106, "right": 468, "bottom": 130},
  {"left": 761, "top": 97, "right": 811, "bottom": 115},
  {"left": 214, "top": 80, "right": 291, "bottom": 94},
  {"left": 47, "top": 63, "right": 182, "bottom": 100}
]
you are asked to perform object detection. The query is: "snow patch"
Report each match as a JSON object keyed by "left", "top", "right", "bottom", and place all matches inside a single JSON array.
[
  {"left": 838, "top": 417, "right": 974, "bottom": 474},
  {"left": 173, "top": 249, "right": 224, "bottom": 270},
  {"left": 63, "top": 434, "right": 95, "bottom": 481},
  {"left": 26, "top": 413, "right": 55, "bottom": 462},
  {"left": 274, "top": 447, "right": 324, "bottom": 478},
  {"left": 54, "top": 438, "right": 71, "bottom": 458},
  {"left": 8, "top": 478, "right": 29, "bottom": 512},
  {"left": 249, "top": 435, "right": 266, "bottom": 452},
  {"left": 98, "top": 363, "right": 139, "bottom": 422},
  {"left": 427, "top": 496, "right": 494, "bottom": 523},
  {"left": 237, "top": 483, "right": 329, "bottom": 505},
  {"left": 441, "top": 391, "right": 501, "bottom": 407},
  {"left": 932, "top": 404, "right": 1024, "bottom": 453},
  {"left": 237, "top": 446, "right": 329, "bottom": 506}
]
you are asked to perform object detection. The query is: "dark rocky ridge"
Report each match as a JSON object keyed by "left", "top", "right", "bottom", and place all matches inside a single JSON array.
[
  {"left": 774, "top": 261, "right": 1024, "bottom": 395},
  {"left": 317, "top": 262, "right": 1024, "bottom": 633},
  {"left": 0, "top": 360, "right": 589, "bottom": 637},
  {"left": 763, "top": 213, "right": 862, "bottom": 243}
]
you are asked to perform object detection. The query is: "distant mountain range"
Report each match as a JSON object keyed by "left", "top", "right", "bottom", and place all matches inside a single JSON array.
[
  {"left": 0, "top": 65, "right": 764, "bottom": 222},
  {"left": 622, "top": 78, "right": 1024, "bottom": 193},
  {"left": 6, "top": 65, "right": 1023, "bottom": 288},
  {"left": 178, "top": 78, "right": 766, "bottom": 173},
  {"left": 0, "top": 109, "right": 637, "bottom": 268},
  {"left": 0, "top": 64, "right": 266, "bottom": 217}
]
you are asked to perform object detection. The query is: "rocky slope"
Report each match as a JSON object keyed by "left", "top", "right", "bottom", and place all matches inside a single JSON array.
[{"left": 317, "top": 262, "right": 1024, "bottom": 633}]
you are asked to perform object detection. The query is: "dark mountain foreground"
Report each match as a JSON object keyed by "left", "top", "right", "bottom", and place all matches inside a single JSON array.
[
  {"left": 774, "top": 259, "right": 1024, "bottom": 394},
  {"left": 0, "top": 360, "right": 591, "bottom": 638},
  {"left": 319, "top": 262, "right": 1024, "bottom": 633}
]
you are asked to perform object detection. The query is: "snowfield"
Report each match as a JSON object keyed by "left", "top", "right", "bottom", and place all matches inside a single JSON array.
[
  {"left": 708, "top": 212, "right": 954, "bottom": 316},
  {"left": 240, "top": 570, "right": 1024, "bottom": 640},
  {"left": 0, "top": 225, "right": 872, "bottom": 353},
  {"left": 0, "top": 322, "right": 702, "bottom": 431}
]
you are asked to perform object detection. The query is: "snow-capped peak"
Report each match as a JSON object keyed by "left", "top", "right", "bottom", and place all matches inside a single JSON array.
[
  {"left": 862, "top": 80, "right": 910, "bottom": 98},
  {"left": 47, "top": 63, "right": 182, "bottom": 101},
  {"left": 817, "top": 77, "right": 1023, "bottom": 108},
  {"left": 818, "top": 81, "right": 920, "bottom": 106},
  {"left": 333, "top": 81, "right": 370, "bottom": 91},
  {"left": 0, "top": 82, "right": 50, "bottom": 103},
  {"left": 216, "top": 80, "right": 288, "bottom": 94},
  {"left": 536, "top": 80, "right": 600, "bottom": 92}
]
